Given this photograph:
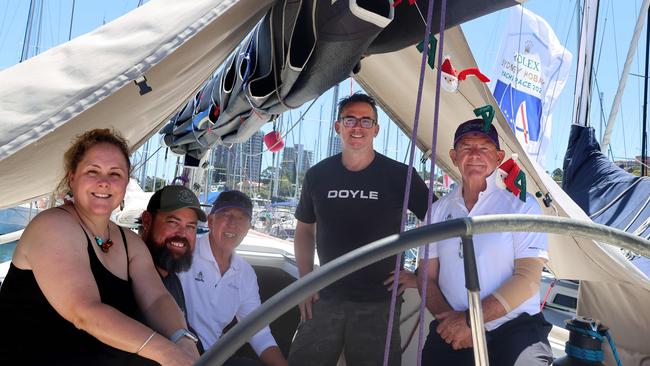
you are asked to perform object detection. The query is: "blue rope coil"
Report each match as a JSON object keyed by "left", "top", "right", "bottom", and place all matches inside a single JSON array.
[
  {"left": 565, "top": 343, "right": 603, "bottom": 361},
  {"left": 564, "top": 323, "right": 622, "bottom": 366}
]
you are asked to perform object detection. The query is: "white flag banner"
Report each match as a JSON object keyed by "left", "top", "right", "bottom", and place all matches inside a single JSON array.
[{"left": 492, "top": 5, "right": 572, "bottom": 167}]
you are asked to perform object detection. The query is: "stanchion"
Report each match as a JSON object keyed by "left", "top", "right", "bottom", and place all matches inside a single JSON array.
[{"left": 461, "top": 235, "right": 489, "bottom": 366}]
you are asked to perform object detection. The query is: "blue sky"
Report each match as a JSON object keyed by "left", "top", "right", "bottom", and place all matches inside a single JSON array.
[{"left": 0, "top": 0, "right": 647, "bottom": 180}]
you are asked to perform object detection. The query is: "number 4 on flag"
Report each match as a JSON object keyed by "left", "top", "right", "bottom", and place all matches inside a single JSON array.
[{"left": 496, "top": 154, "right": 527, "bottom": 202}]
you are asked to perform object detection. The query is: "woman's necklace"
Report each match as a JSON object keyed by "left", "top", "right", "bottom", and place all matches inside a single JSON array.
[{"left": 72, "top": 204, "right": 113, "bottom": 253}]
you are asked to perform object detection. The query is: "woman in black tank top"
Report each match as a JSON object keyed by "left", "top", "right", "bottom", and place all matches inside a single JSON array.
[{"left": 0, "top": 129, "right": 199, "bottom": 365}]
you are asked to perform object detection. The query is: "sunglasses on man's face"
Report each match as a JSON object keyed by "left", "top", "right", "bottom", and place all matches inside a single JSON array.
[{"left": 339, "top": 116, "right": 376, "bottom": 129}]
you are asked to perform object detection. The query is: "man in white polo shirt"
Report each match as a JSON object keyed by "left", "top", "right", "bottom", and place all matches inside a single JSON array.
[
  {"left": 179, "top": 190, "right": 288, "bottom": 366},
  {"left": 419, "top": 118, "right": 553, "bottom": 366}
]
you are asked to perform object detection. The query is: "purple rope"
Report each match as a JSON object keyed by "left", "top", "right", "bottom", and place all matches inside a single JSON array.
[
  {"left": 417, "top": 1, "right": 447, "bottom": 365},
  {"left": 382, "top": 1, "right": 437, "bottom": 365}
]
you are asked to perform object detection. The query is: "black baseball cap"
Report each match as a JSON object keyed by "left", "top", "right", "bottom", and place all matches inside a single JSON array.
[
  {"left": 210, "top": 190, "right": 253, "bottom": 218},
  {"left": 453, "top": 118, "right": 500, "bottom": 150},
  {"left": 147, "top": 185, "right": 207, "bottom": 222}
]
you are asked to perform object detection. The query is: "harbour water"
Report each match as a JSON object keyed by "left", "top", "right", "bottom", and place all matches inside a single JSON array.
[
  {"left": 0, "top": 223, "right": 20, "bottom": 263},
  {"left": 0, "top": 206, "right": 35, "bottom": 263}
]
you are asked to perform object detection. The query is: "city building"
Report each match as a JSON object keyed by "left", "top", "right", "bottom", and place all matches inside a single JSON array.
[
  {"left": 327, "top": 131, "right": 342, "bottom": 157},
  {"left": 281, "top": 144, "right": 313, "bottom": 183},
  {"left": 210, "top": 131, "right": 264, "bottom": 188}
]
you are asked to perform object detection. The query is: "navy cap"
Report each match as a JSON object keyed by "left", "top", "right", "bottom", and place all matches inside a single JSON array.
[
  {"left": 453, "top": 118, "right": 500, "bottom": 150},
  {"left": 146, "top": 185, "right": 207, "bottom": 222},
  {"left": 210, "top": 190, "right": 253, "bottom": 218}
]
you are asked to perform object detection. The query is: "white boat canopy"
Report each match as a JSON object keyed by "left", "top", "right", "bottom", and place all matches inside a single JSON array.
[{"left": 0, "top": 0, "right": 273, "bottom": 208}]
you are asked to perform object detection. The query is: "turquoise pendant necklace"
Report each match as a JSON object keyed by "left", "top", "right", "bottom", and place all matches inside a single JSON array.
[
  {"left": 94, "top": 234, "right": 113, "bottom": 253},
  {"left": 73, "top": 204, "right": 113, "bottom": 253}
]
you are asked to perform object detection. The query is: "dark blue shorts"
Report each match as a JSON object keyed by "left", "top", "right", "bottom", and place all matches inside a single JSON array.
[{"left": 422, "top": 312, "right": 553, "bottom": 366}]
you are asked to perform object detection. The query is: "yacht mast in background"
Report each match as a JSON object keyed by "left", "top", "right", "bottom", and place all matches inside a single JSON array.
[
  {"left": 601, "top": 0, "right": 650, "bottom": 152},
  {"left": 20, "top": 0, "right": 43, "bottom": 62},
  {"left": 572, "top": 0, "right": 600, "bottom": 128}
]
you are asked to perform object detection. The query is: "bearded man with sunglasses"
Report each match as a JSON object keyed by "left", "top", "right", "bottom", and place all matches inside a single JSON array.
[{"left": 288, "top": 93, "right": 430, "bottom": 366}]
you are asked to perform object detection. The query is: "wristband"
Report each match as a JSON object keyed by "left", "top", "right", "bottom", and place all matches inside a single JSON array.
[{"left": 170, "top": 328, "right": 199, "bottom": 344}]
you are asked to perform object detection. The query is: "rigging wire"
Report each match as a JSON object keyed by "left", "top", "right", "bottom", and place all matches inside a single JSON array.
[
  {"left": 19, "top": 0, "right": 36, "bottom": 62},
  {"left": 634, "top": 0, "right": 644, "bottom": 134},
  {"left": 0, "top": 0, "right": 20, "bottom": 58},
  {"left": 43, "top": 0, "right": 54, "bottom": 54},
  {"left": 419, "top": 1, "right": 450, "bottom": 363},
  {"left": 382, "top": 2, "right": 442, "bottom": 365},
  {"left": 68, "top": 0, "right": 76, "bottom": 41},
  {"left": 610, "top": 0, "right": 629, "bottom": 159},
  {"left": 482, "top": 10, "right": 503, "bottom": 65},
  {"left": 564, "top": 0, "right": 581, "bottom": 151},
  {"left": 593, "top": 0, "right": 611, "bottom": 114},
  {"left": 403, "top": 139, "right": 412, "bottom": 164},
  {"left": 551, "top": 0, "right": 563, "bottom": 34},
  {"left": 34, "top": 0, "right": 43, "bottom": 56},
  {"left": 55, "top": 0, "right": 62, "bottom": 45},
  {"left": 0, "top": 0, "right": 11, "bottom": 39},
  {"left": 589, "top": 0, "right": 612, "bottom": 144},
  {"left": 42, "top": 1, "right": 53, "bottom": 51},
  {"left": 492, "top": 4, "right": 525, "bottom": 137},
  {"left": 571, "top": 0, "right": 582, "bottom": 127},
  {"left": 531, "top": 1, "right": 577, "bottom": 161},
  {"left": 132, "top": 144, "right": 164, "bottom": 177}
]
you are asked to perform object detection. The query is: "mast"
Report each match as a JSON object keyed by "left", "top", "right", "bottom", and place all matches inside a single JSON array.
[
  {"left": 68, "top": 0, "right": 76, "bottom": 41},
  {"left": 152, "top": 147, "right": 160, "bottom": 192},
  {"left": 384, "top": 118, "right": 390, "bottom": 156},
  {"left": 316, "top": 105, "right": 323, "bottom": 162},
  {"left": 20, "top": 0, "right": 43, "bottom": 62},
  {"left": 327, "top": 84, "right": 339, "bottom": 157},
  {"left": 239, "top": 142, "right": 243, "bottom": 190},
  {"left": 294, "top": 113, "right": 303, "bottom": 199},
  {"left": 395, "top": 121, "right": 399, "bottom": 160},
  {"left": 641, "top": 5, "right": 650, "bottom": 177},
  {"left": 34, "top": 0, "right": 43, "bottom": 55},
  {"left": 601, "top": 0, "right": 650, "bottom": 151},
  {"left": 140, "top": 140, "right": 150, "bottom": 188},
  {"left": 272, "top": 115, "right": 282, "bottom": 198},
  {"left": 572, "top": 0, "right": 600, "bottom": 127}
]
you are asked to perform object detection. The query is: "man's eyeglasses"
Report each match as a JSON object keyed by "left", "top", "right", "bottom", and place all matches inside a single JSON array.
[{"left": 339, "top": 116, "right": 376, "bottom": 129}]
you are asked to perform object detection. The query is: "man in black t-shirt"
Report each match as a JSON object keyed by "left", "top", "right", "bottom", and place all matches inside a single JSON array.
[{"left": 288, "top": 93, "right": 430, "bottom": 366}]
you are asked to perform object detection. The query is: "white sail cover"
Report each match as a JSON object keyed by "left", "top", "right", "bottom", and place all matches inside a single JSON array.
[
  {"left": 0, "top": 0, "right": 272, "bottom": 208},
  {"left": 356, "top": 26, "right": 650, "bottom": 364}
]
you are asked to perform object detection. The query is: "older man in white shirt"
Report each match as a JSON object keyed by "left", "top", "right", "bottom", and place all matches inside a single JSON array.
[
  {"left": 419, "top": 118, "right": 553, "bottom": 366},
  {"left": 179, "top": 190, "right": 288, "bottom": 366}
]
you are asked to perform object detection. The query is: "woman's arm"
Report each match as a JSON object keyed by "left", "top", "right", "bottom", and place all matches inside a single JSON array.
[{"left": 23, "top": 209, "right": 195, "bottom": 365}]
